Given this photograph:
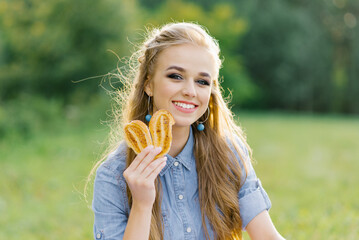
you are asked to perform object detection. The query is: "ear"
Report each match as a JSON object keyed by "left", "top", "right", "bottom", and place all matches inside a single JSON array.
[{"left": 144, "top": 78, "right": 153, "bottom": 96}]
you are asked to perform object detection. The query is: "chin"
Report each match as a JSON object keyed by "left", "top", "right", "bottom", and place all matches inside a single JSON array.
[{"left": 173, "top": 121, "right": 195, "bottom": 129}]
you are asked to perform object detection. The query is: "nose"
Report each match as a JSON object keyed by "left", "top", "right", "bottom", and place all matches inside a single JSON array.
[{"left": 182, "top": 80, "right": 196, "bottom": 98}]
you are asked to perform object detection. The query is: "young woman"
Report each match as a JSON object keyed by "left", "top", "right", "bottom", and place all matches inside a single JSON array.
[{"left": 91, "top": 22, "right": 285, "bottom": 240}]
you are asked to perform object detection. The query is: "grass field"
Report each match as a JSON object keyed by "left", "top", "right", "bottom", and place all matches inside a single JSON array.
[
  {"left": 1, "top": 109, "right": 358, "bottom": 239},
  {"left": 238, "top": 112, "right": 359, "bottom": 239}
]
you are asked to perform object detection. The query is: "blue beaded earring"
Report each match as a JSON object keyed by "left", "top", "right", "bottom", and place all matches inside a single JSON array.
[
  {"left": 145, "top": 96, "right": 152, "bottom": 122},
  {"left": 197, "top": 107, "right": 210, "bottom": 131}
]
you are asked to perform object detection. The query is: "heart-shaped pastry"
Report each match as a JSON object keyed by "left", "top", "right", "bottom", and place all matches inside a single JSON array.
[{"left": 124, "top": 110, "right": 175, "bottom": 158}]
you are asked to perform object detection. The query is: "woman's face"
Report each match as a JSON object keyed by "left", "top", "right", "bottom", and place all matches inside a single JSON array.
[{"left": 145, "top": 44, "right": 216, "bottom": 129}]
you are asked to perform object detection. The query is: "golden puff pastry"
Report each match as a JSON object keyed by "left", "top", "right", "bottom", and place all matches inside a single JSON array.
[
  {"left": 149, "top": 110, "right": 175, "bottom": 158},
  {"left": 124, "top": 110, "right": 175, "bottom": 158},
  {"left": 124, "top": 120, "right": 152, "bottom": 155}
]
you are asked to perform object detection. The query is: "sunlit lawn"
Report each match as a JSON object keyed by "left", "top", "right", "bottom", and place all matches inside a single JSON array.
[
  {"left": 1, "top": 110, "right": 358, "bottom": 239},
  {"left": 239, "top": 112, "right": 359, "bottom": 239}
]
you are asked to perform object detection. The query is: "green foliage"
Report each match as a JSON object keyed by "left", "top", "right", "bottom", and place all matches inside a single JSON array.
[
  {"left": 240, "top": 0, "right": 359, "bottom": 113},
  {"left": 0, "top": 92, "right": 109, "bottom": 141},
  {"left": 241, "top": 0, "right": 333, "bottom": 111},
  {"left": 0, "top": 0, "right": 132, "bottom": 100},
  {"left": 0, "top": 94, "right": 63, "bottom": 140},
  {"left": 0, "top": 0, "right": 358, "bottom": 113}
]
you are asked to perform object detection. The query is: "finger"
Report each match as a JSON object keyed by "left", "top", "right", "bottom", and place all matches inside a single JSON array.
[
  {"left": 135, "top": 147, "right": 162, "bottom": 174},
  {"left": 135, "top": 147, "right": 162, "bottom": 173},
  {"left": 127, "top": 145, "right": 154, "bottom": 171},
  {"left": 146, "top": 158, "right": 167, "bottom": 182},
  {"left": 142, "top": 157, "right": 167, "bottom": 178}
]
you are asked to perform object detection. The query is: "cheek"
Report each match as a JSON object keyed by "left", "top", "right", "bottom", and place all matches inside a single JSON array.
[
  {"left": 199, "top": 88, "right": 212, "bottom": 104},
  {"left": 162, "top": 84, "right": 175, "bottom": 93},
  {"left": 154, "top": 82, "right": 176, "bottom": 96},
  {"left": 152, "top": 83, "right": 175, "bottom": 107}
]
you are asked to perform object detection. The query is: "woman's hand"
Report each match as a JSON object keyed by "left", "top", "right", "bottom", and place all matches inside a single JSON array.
[{"left": 123, "top": 146, "right": 167, "bottom": 210}]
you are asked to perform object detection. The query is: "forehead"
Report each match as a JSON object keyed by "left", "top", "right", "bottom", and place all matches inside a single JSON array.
[{"left": 154, "top": 44, "right": 217, "bottom": 77}]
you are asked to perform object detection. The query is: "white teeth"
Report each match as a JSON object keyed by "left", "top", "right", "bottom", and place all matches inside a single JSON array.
[{"left": 174, "top": 102, "right": 195, "bottom": 109}]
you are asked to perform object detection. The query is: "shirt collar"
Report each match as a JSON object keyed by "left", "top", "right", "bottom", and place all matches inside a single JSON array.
[{"left": 160, "top": 126, "right": 194, "bottom": 176}]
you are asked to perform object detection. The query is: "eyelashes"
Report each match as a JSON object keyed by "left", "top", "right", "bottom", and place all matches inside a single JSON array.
[
  {"left": 168, "top": 73, "right": 182, "bottom": 80},
  {"left": 167, "top": 73, "right": 210, "bottom": 86},
  {"left": 197, "top": 80, "right": 210, "bottom": 86}
]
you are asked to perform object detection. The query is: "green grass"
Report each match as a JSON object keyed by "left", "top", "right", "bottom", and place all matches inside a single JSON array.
[
  {"left": 238, "top": 112, "right": 359, "bottom": 239},
  {"left": 0, "top": 122, "right": 107, "bottom": 239},
  {"left": 1, "top": 109, "right": 358, "bottom": 239},
  {"left": 0, "top": 97, "right": 110, "bottom": 240}
]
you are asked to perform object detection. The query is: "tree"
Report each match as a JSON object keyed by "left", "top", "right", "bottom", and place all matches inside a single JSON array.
[
  {"left": 240, "top": 0, "right": 334, "bottom": 112},
  {"left": 0, "top": 0, "right": 135, "bottom": 101}
]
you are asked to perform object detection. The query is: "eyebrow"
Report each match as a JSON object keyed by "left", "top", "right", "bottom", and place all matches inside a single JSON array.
[{"left": 166, "top": 65, "right": 211, "bottom": 78}]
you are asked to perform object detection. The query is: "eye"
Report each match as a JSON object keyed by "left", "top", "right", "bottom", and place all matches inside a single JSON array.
[
  {"left": 167, "top": 73, "right": 182, "bottom": 80},
  {"left": 197, "top": 79, "right": 210, "bottom": 86}
]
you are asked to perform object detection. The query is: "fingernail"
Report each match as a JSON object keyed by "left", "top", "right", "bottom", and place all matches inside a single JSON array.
[{"left": 155, "top": 147, "right": 162, "bottom": 152}]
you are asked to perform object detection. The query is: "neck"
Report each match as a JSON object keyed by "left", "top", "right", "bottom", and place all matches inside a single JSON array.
[{"left": 168, "top": 125, "right": 190, "bottom": 157}]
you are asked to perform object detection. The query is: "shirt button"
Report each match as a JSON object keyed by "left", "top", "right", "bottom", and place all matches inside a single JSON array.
[
  {"left": 187, "top": 227, "right": 192, "bottom": 233},
  {"left": 174, "top": 161, "right": 179, "bottom": 166},
  {"left": 178, "top": 194, "right": 184, "bottom": 200},
  {"left": 96, "top": 232, "right": 102, "bottom": 239}
]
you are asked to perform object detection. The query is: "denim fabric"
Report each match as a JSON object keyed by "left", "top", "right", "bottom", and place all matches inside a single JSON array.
[{"left": 92, "top": 127, "right": 271, "bottom": 240}]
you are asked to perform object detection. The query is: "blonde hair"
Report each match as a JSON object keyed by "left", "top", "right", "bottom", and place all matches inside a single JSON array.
[{"left": 88, "top": 22, "right": 251, "bottom": 240}]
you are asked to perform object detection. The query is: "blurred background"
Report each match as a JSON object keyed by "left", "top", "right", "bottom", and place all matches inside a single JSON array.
[{"left": 0, "top": 0, "right": 358, "bottom": 239}]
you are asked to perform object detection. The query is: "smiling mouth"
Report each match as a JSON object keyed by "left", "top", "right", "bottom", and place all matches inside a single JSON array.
[{"left": 173, "top": 101, "right": 198, "bottom": 109}]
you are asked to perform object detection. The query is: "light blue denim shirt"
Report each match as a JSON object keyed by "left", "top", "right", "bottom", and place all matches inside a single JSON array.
[{"left": 92, "top": 127, "right": 271, "bottom": 240}]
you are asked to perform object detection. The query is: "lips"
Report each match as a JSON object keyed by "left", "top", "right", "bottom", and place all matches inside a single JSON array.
[
  {"left": 173, "top": 101, "right": 197, "bottom": 109},
  {"left": 172, "top": 101, "right": 198, "bottom": 113}
]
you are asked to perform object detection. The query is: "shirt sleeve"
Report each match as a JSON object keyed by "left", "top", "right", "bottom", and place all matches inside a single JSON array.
[
  {"left": 92, "top": 161, "right": 129, "bottom": 240},
  {"left": 238, "top": 168, "right": 271, "bottom": 229},
  {"left": 234, "top": 137, "right": 272, "bottom": 229}
]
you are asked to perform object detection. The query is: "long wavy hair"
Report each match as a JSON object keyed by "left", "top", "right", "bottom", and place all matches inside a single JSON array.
[{"left": 87, "top": 22, "right": 252, "bottom": 240}]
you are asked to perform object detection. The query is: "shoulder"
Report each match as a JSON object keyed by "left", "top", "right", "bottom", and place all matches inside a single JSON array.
[
  {"left": 94, "top": 141, "right": 129, "bottom": 192},
  {"left": 224, "top": 130, "right": 249, "bottom": 152},
  {"left": 97, "top": 141, "right": 128, "bottom": 177},
  {"left": 228, "top": 136, "right": 272, "bottom": 229},
  {"left": 93, "top": 141, "right": 130, "bottom": 213},
  {"left": 225, "top": 133, "right": 251, "bottom": 165},
  {"left": 92, "top": 142, "right": 131, "bottom": 238}
]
